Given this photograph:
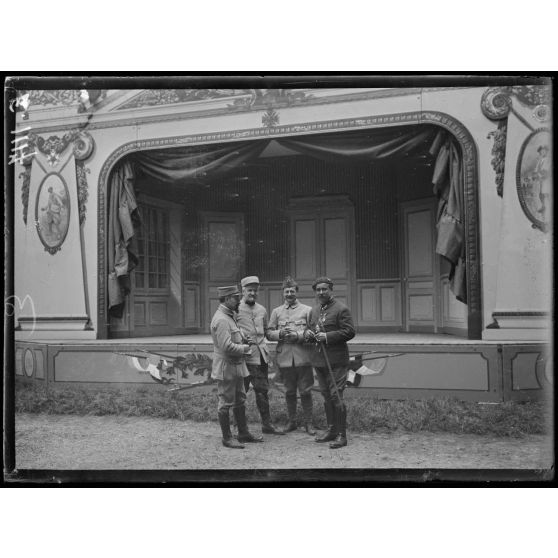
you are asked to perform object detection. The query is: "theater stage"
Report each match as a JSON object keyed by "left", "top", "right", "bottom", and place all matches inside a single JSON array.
[{"left": 14, "top": 334, "right": 551, "bottom": 402}]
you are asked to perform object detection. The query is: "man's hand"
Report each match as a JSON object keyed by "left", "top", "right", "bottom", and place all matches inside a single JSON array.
[
  {"left": 314, "top": 332, "right": 327, "bottom": 344},
  {"left": 284, "top": 331, "right": 298, "bottom": 343}
]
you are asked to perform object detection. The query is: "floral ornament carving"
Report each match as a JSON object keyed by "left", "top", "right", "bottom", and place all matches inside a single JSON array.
[
  {"left": 75, "top": 162, "right": 90, "bottom": 225},
  {"left": 486, "top": 120, "right": 507, "bottom": 197},
  {"left": 29, "top": 130, "right": 95, "bottom": 166},
  {"left": 116, "top": 89, "right": 245, "bottom": 110},
  {"left": 262, "top": 108, "right": 279, "bottom": 127},
  {"left": 229, "top": 89, "right": 313, "bottom": 111},
  {"left": 19, "top": 165, "right": 32, "bottom": 225},
  {"left": 510, "top": 85, "right": 551, "bottom": 107},
  {"left": 28, "top": 90, "right": 82, "bottom": 107}
]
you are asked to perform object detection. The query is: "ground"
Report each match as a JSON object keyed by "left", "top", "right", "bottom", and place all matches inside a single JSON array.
[{"left": 15, "top": 413, "right": 553, "bottom": 471}]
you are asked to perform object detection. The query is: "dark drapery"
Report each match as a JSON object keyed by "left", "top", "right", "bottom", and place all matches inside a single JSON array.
[
  {"left": 131, "top": 141, "right": 268, "bottom": 183},
  {"left": 108, "top": 124, "right": 467, "bottom": 319},
  {"left": 430, "top": 130, "right": 466, "bottom": 303},
  {"left": 276, "top": 126, "right": 437, "bottom": 162},
  {"left": 107, "top": 160, "right": 141, "bottom": 319}
]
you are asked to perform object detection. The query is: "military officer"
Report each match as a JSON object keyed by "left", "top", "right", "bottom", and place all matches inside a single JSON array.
[
  {"left": 210, "top": 285, "right": 263, "bottom": 449},
  {"left": 305, "top": 276, "right": 355, "bottom": 449},
  {"left": 237, "top": 276, "right": 283, "bottom": 435},
  {"left": 267, "top": 276, "right": 315, "bottom": 435}
]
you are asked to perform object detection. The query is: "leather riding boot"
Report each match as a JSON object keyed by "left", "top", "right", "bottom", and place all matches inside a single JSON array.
[
  {"left": 218, "top": 410, "right": 245, "bottom": 449},
  {"left": 283, "top": 391, "right": 298, "bottom": 432},
  {"left": 315, "top": 401, "right": 337, "bottom": 443},
  {"left": 234, "top": 406, "right": 263, "bottom": 443},
  {"left": 301, "top": 392, "right": 316, "bottom": 436},
  {"left": 329, "top": 403, "right": 348, "bottom": 449},
  {"left": 256, "top": 390, "right": 283, "bottom": 434}
]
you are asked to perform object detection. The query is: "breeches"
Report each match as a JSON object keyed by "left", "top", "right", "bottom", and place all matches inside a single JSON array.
[
  {"left": 283, "top": 366, "right": 314, "bottom": 397},
  {"left": 244, "top": 362, "right": 269, "bottom": 394},
  {"left": 217, "top": 370, "right": 247, "bottom": 412},
  {"left": 315, "top": 364, "right": 348, "bottom": 405}
]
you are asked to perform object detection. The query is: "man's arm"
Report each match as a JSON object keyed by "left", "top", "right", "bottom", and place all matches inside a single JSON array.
[
  {"left": 325, "top": 306, "right": 355, "bottom": 345},
  {"left": 213, "top": 320, "right": 249, "bottom": 357},
  {"left": 266, "top": 308, "right": 280, "bottom": 342}
]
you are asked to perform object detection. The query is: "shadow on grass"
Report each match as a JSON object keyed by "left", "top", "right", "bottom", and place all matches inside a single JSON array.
[{"left": 14, "top": 379, "right": 551, "bottom": 438}]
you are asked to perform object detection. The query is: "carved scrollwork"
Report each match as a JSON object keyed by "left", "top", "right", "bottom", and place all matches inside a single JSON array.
[
  {"left": 480, "top": 87, "right": 512, "bottom": 120},
  {"left": 73, "top": 131, "right": 95, "bottom": 160},
  {"left": 487, "top": 120, "right": 508, "bottom": 197}
]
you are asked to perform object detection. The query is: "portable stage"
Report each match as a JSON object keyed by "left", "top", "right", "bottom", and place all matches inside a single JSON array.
[
  {"left": 11, "top": 83, "right": 553, "bottom": 403},
  {"left": 14, "top": 333, "right": 551, "bottom": 402}
]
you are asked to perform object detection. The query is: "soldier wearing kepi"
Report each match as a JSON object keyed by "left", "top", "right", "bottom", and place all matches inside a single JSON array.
[
  {"left": 267, "top": 276, "right": 316, "bottom": 435},
  {"left": 305, "top": 276, "right": 355, "bottom": 449},
  {"left": 210, "top": 285, "right": 263, "bottom": 449},
  {"left": 237, "top": 276, "right": 283, "bottom": 435}
]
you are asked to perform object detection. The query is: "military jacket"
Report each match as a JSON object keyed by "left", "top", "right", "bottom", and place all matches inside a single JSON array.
[
  {"left": 210, "top": 304, "right": 250, "bottom": 381},
  {"left": 306, "top": 297, "right": 356, "bottom": 367},
  {"left": 237, "top": 300, "right": 270, "bottom": 365},
  {"left": 267, "top": 300, "right": 312, "bottom": 368}
]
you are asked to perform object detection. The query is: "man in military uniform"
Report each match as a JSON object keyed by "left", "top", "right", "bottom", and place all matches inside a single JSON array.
[
  {"left": 237, "top": 276, "right": 283, "bottom": 435},
  {"left": 305, "top": 276, "right": 355, "bottom": 449},
  {"left": 267, "top": 276, "right": 315, "bottom": 435},
  {"left": 210, "top": 285, "right": 263, "bottom": 449}
]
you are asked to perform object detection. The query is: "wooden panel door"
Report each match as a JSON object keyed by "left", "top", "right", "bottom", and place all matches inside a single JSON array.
[
  {"left": 201, "top": 212, "right": 245, "bottom": 331},
  {"left": 289, "top": 197, "right": 354, "bottom": 309},
  {"left": 402, "top": 200, "right": 439, "bottom": 332}
]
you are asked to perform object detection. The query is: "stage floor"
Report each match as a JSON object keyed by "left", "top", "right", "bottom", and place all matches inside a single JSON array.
[{"left": 19, "top": 332, "right": 541, "bottom": 346}]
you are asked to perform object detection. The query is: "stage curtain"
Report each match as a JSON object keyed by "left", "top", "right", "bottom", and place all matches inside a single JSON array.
[
  {"left": 131, "top": 141, "right": 267, "bottom": 183},
  {"left": 430, "top": 130, "right": 466, "bottom": 303},
  {"left": 276, "top": 125, "right": 437, "bottom": 161},
  {"left": 107, "top": 160, "right": 141, "bottom": 319}
]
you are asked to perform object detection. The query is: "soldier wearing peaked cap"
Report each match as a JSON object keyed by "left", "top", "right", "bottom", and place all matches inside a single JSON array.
[
  {"left": 210, "top": 285, "right": 263, "bottom": 449},
  {"left": 236, "top": 275, "right": 283, "bottom": 435}
]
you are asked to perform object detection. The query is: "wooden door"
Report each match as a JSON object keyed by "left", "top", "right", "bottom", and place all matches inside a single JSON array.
[
  {"left": 401, "top": 199, "right": 439, "bottom": 332},
  {"left": 288, "top": 197, "right": 355, "bottom": 309},
  {"left": 201, "top": 212, "right": 245, "bottom": 331}
]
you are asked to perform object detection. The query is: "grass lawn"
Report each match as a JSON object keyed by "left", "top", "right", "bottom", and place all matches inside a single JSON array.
[{"left": 14, "top": 379, "right": 552, "bottom": 438}]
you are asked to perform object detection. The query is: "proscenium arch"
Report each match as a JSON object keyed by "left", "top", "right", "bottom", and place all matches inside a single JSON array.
[{"left": 97, "top": 110, "right": 482, "bottom": 339}]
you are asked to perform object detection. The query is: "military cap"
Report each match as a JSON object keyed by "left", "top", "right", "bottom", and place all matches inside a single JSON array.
[
  {"left": 217, "top": 285, "right": 240, "bottom": 297},
  {"left": 241, "top": 276, "right": 260, "bottom": 287},
  {"left": 282, "top": 275, "right": 299, "bottom": 290},
  {"left": 312, "top": 276, "right": 334, "bottom": 290}
]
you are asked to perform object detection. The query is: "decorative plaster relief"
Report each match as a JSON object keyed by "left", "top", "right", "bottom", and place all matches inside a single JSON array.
[
  {"left": 486, "top": 120, "right": 507, "bottom": 197},
  {"left": 516, "top": 128, "right": 551, "bottom": 233},
  {"left": 35, "top": 173, "right": 70, "bottom": 255},
  {"left": 23, "top": 130, "right": 94, "bottom": 226}
]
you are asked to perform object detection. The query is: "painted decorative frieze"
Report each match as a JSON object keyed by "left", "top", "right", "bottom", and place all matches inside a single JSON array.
[
  {"left": 115, "top": 88, "right": 315, "bottom": 112},
  {"left": 115, "top": 89, "right": 245, "bottom": 110}
]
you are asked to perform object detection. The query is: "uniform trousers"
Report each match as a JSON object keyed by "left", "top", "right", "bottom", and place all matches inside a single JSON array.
[
  {"left": 315, "top": 363, "right": 348, "bottom": 405},
  {"left": 217, "top": 368, "right": 247, "bottom": 412}
]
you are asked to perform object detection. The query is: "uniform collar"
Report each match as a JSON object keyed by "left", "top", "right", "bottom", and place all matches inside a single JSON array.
[
  {"left": 219, "top": 304, "right": 235, "bottom": 317},
  {"left": 283, "top": 300, "right": 299, "bottom": 309},
  {"left": 320, "top": 297, "right": 335, "bottom": 310}
]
